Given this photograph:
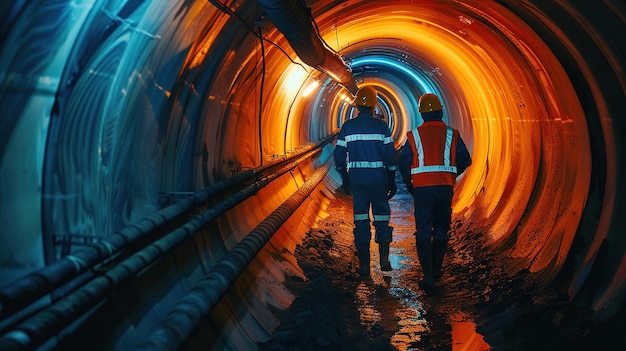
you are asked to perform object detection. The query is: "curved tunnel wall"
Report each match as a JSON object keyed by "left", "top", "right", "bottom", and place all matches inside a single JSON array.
[{"left": 0, "top": 0, "right": 624, "bottom": 349}]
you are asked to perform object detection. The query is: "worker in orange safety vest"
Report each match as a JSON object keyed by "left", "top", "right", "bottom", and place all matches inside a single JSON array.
[{"left": 399, "top": 93, "right": 471, "bottom": 290}]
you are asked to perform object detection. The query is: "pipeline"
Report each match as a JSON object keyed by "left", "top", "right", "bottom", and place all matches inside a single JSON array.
[
  {"left": 136, "top": 161, "right": 331, "bottom": 351},
  {"left": 0, "top": 134, "right": 335, "bottom": 323},
  {"left": 0, "top": 169, "right": 251, "bottom": 321},
  {"left": 257, "top": 0, "right": 358, "bottom": 94},
  {"left": 0, "top": 150, "right": 330, "bottom": 350}
]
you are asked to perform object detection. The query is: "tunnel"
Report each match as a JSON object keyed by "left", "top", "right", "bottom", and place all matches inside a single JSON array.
[{"left": 0, "top": 0, "right": 624, "bottom": 350}]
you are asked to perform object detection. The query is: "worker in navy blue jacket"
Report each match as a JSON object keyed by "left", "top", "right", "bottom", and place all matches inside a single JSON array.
[{"left": 334, "top": 86, "right": 398, "bottom": 276}]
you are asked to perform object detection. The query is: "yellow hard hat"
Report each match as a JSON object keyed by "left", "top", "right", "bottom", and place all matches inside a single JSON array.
[
  {"left": 355, "top": 86, "right": 377, "bottom": 107},
  {"left": 418, "top": 93, "right": 443, "bottom": 112}
]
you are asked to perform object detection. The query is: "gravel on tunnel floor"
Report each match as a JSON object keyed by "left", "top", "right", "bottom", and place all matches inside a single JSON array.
[{"left": 257, "top": 188, "right": 625, "bottom": 351}]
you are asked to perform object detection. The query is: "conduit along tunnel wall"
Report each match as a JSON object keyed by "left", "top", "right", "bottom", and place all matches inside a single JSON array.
[{"left": 0, "top": 0, "right": 623, "bottom": 350}]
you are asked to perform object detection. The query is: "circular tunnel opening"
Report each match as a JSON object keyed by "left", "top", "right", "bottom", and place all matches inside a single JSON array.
[{"left": 312, "top": 0, "right": 592, "bottom": 279}]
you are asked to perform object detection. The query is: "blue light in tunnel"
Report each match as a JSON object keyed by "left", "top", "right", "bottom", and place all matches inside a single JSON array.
[{"left": 350, "top": 56, "right": 440, "bottom": 95}]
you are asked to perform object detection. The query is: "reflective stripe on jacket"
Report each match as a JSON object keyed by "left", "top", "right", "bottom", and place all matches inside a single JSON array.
[
  {"left": 406, "top": 121, "right": 459, "bottom": 187},
  {"left": 334, "top": 109, "right": 397, "bottom": 185}
]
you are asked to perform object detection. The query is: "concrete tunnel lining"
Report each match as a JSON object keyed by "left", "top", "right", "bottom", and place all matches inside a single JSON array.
[{"left": 0, "top": 0, "right": 624, "bottom": 349}]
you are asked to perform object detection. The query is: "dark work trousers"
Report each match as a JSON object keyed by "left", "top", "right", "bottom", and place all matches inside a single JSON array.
[
  {"left": 413, "top": 185, "right": 453, "bottom": 241},
  {"left": 350, "top": 182, "right": 392, "bottom": 252}
]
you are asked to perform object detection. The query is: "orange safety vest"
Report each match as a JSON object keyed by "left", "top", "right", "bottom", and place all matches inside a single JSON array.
[{"left": 406, "top": 121, "right": 459, "bottom": 187}]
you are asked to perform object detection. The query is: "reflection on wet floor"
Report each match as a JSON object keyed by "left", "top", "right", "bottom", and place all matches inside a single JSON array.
[
  {"left": 449, "top": 313, "right": 490, "bottom": 351},
  {"left": 258, "top": 186, "right": 497, "bottom": 350},
  {"left": 351, "top": 189, "right": 490, "bottom": 351},
  {"left": 259, "top": 184, "right": 620, "bottom": 351}
]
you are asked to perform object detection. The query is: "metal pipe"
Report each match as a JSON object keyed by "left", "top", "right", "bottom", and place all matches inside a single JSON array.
[
  {"left": 0, "top": 170, "right": 250, "bottom": 321},
  {"left": 257, "top": 0, "right": 358, "bottom": 94},
  {"left": 0, "top": 135, "right": 335, "bottom": 322},
  {"left": 136, "top": 161, "right": 331, "bottom": 351},
  {"left": 0, "top": 149, "right": 327, "bottom": 351}
]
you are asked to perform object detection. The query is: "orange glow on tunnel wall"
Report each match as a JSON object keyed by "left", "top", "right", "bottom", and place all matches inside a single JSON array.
[
  {"left": 1, "top": 0, "right": 623, "bottom": 348},
  {"left": 309, "top": 1, "right": 590, "bottom": 278},
  {"left": 266, "top": 62, "right": 311, "bottom": 155}
]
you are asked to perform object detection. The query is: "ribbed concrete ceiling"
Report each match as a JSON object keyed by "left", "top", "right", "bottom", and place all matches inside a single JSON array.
[{"left": 0, "top": 0, "right": 624, "bottom": 350}]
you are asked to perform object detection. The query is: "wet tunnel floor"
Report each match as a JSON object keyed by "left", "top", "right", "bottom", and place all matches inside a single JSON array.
[{"left": 257, "top": 187, "right": 624, "bottom": 351}]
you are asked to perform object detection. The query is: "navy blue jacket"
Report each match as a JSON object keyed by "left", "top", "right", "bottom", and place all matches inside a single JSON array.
[{"left": 334, "top": 108, "right": 397, "bottom": 185}]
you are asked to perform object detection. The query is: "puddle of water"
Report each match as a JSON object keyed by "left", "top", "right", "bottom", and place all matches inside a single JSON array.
[
  {"left": 449, "top": 313, "right": 491, "bottom": 351},
  {"left": 348, "top": 193, "right": 492, "bottom": 351}
]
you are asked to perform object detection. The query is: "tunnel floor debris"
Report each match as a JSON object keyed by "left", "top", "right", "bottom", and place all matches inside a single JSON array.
[{"left": 257, "top": 187, "right": 624, "bottom": 351}]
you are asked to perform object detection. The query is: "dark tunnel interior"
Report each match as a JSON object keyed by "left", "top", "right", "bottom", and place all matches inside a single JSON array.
[{"left": 0, "top": 0, "right": 624, "bottom": 350}]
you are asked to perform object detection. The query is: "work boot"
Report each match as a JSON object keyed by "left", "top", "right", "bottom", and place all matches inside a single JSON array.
[
  {"left": 432, "top": 239, "right": 448, "bottom": 282},
  {"left": 357, "top": 249, "right": 370, "bottom": 276},
  {"left": 416, "top": 238, "right": 434, "bottom": 289},
  {"left": 379, "top": 241, "right": 392, "bottom": 271}
]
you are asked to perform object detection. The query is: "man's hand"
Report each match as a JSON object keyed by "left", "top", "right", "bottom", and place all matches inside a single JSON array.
[
  {"left": 340, "top": 169, "right": 351, "bottom": 195},
  {"left": 387, "top": 172, "right": 397, "bottom": 199}
]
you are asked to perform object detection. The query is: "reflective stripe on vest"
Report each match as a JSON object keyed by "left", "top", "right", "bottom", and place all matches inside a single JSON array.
[
  {"left": 410, "top": 126, "right": 457, "bottom": 175},
  {"left": 348, "top": 161, "right": 384, "bottom": 170},
  {"left": 345, "top": 133, "right": 392, "bottom": 144}
]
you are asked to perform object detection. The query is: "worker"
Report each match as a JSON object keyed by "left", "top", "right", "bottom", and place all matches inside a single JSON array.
[
  {"left": 334, "top": 86, "right": 398, "bottom": 276},
  {"left": 399, "top": 93, "right": 471, "bottom": 290}
]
